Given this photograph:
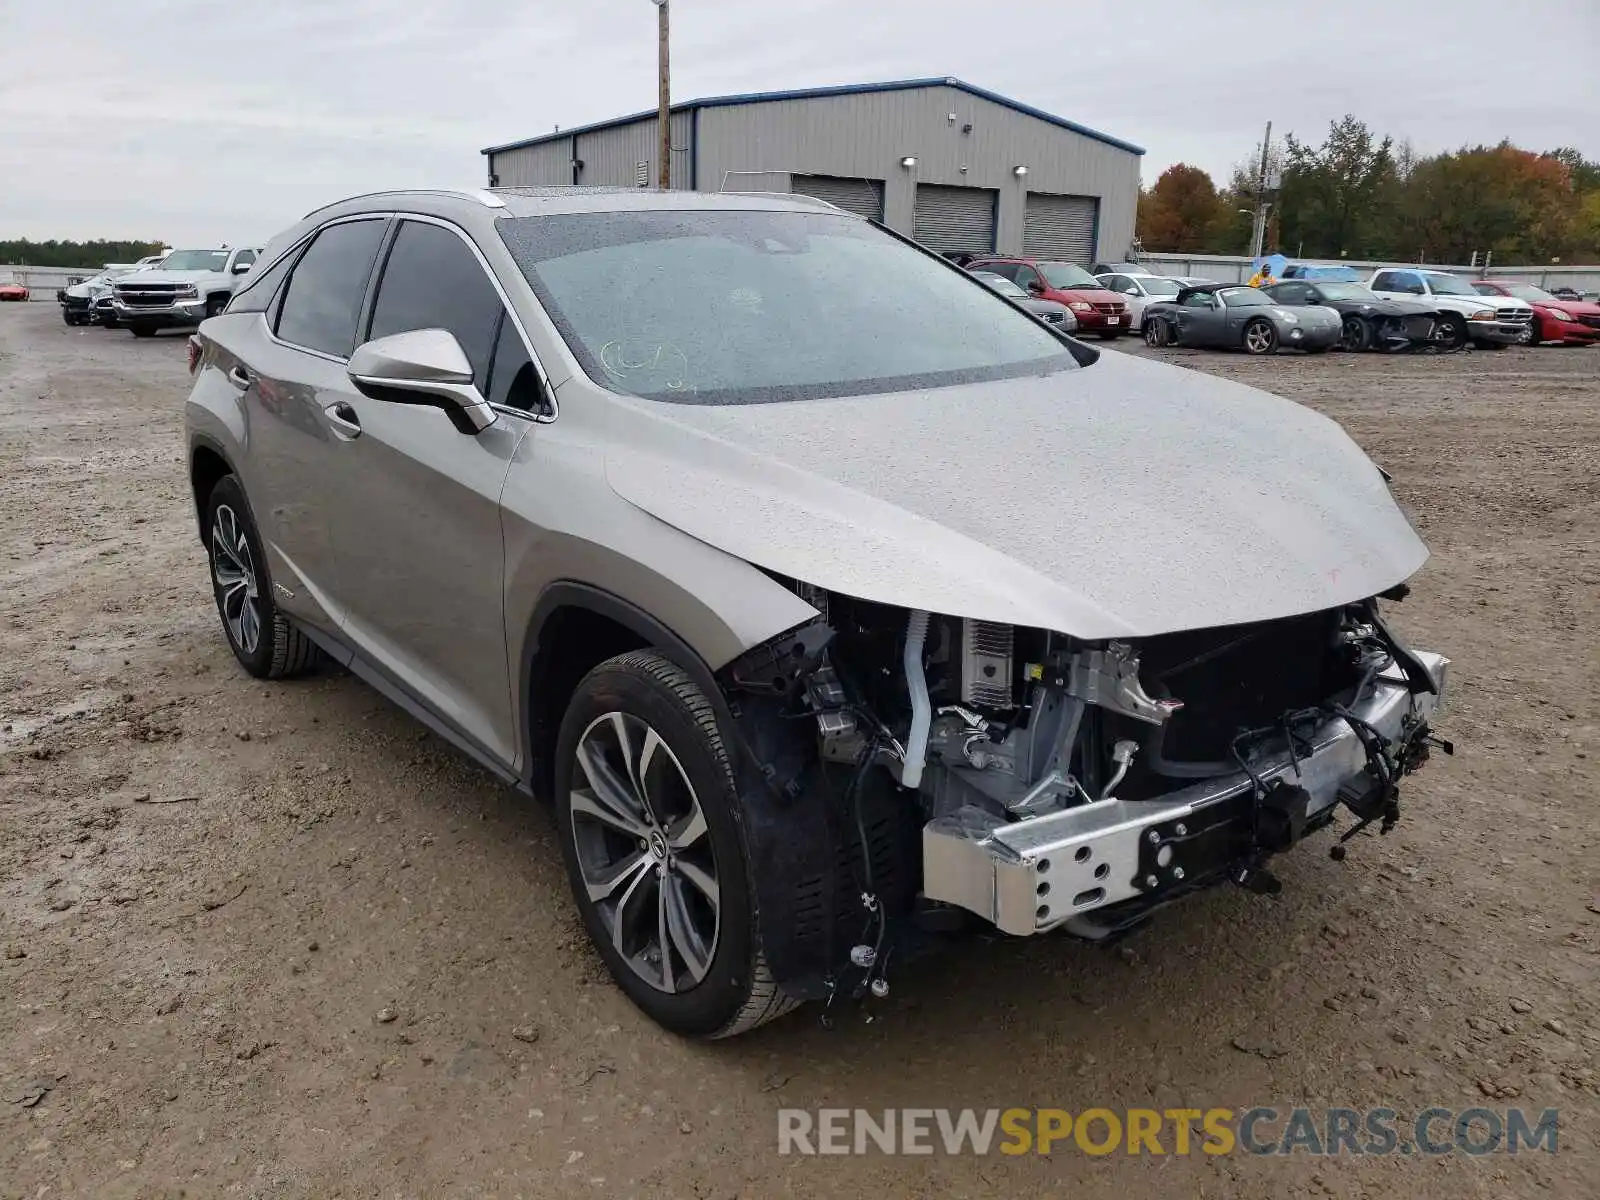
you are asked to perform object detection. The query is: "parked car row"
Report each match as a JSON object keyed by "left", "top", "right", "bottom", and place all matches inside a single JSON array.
[
  {"left": 1091, "top": 261, "right": 1594, "bottom": 355},
  {"left": 55, "top": 247, "right": 260, "bottom": 336}
]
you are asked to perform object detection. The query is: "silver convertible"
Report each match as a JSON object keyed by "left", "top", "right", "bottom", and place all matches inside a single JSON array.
[
  {"left": 184, "top": 187, "right": 1449, "bottom": 1038},
  {"left": 1142, "top": 282, "right": 1343, "bottom": 354}
]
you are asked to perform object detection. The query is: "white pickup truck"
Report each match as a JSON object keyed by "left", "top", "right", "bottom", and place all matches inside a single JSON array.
[
  {"left": 111, "top": 246, "right": 260, "bottom": 337},
  {"left": 1367, "top": 267, "right": 1534, "bottom": 349}
]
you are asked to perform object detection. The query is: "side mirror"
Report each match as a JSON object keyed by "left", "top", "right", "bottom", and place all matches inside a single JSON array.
[
  {"left": 231, "top": 262, "right": 252, "bottom": 275},
  {"left": 347, "top": 329, "right": 497, "bottom": 435},
  {"left": 1026, "top": 279, "right": 1044, "bottom": 294}
]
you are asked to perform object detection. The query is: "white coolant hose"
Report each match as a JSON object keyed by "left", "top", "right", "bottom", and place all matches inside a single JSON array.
[{"left": 899, "top": 610, "right": 932, "bottom": 790}]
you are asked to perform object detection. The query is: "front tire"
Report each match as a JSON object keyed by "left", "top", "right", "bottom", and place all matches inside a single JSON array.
[
  {"left": 204, "top": 475, "right": 321, "bottom": 679},
  {"left": 1433, "top": 314, "right": 1466, "bottom": 351},
  {"left": 1143, "top": 317, "right": 1169, "bottom": 348},
  {"left": 205, "top": 294, "right": 228, "bottom": 319},
  {"left": 554, "top": 650, "right": 796, "bottom": 1039},
  {"left": 1340, "top": 315, "right": 1372, "bottom": 352},
  {"left": 1242, "top": 318, "right": 1278, "bottom": 355},
  {"left": 1518, "top": 318, "right": 1540, "bottom": 346}
]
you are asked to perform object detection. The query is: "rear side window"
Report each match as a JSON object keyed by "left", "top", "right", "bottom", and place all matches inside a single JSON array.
[
  {"left": 367, "top": 220, "right": 504, "bottom": 384},
  {"left": 275, "top": 219, "right": 387, "bottom": 357},
  {"left": 226, "top": 247, "right": 298, "bottom": 314}
]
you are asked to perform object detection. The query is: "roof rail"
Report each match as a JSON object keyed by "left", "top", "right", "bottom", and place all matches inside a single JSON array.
[{"left": 300, "top": 188, "right": 506, "bottom": 220}]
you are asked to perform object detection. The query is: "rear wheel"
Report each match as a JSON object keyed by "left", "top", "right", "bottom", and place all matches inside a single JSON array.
[
  {"left": 1242, "top": 318, "right": 1278, "bottom": 355},
  {"left": 554, "top": 651, "right": 796, "bottom": 1039},
  {"left": 1340, "top": 315, "right": 1372, "bottom": 352},
  {"left": 204, "top": 475, "right": 321, "bottom": 679}
]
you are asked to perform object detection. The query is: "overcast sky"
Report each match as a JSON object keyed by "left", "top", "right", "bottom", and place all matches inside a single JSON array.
[{"left": 3, "top": 0, "right": 1597, "bottom": 245}]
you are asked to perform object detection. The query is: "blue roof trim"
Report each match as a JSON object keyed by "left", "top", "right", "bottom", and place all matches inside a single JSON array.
[{"left": 480, "top": 76, "right": 1144, "bottom": 157}]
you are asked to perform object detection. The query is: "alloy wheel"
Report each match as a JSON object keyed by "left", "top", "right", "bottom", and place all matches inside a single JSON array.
[
  {"left": 210, "top": 504, "right": 262, "bottom": 655},
  {"left": 568, "top": 712, "right": 720, "bottom": 994},
  {"left": 1517, "top": 322, "right": 1537, "bottom": 345},
  {"left": 1244, "top": 321, "right": 1275, "bottom": 354}
]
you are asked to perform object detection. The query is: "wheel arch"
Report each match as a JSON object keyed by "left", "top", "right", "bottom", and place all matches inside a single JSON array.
[
  {"left": 189, "top": 436, "right": 236, "bottom": 545},
  {"left": 518, "top": 583, "right": 733, "bottom": 801}
]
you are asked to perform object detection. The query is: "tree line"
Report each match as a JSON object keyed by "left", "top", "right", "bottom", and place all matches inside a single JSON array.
[
  {"left": 1, "top": 239, "right": 167, "bottom": 269},
  {"left": 1137, "top": 116, "right": 1600, "bottom": 265}
]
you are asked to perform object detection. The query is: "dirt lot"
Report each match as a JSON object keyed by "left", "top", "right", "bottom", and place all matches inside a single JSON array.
[{"left": 1, "top": 302, "right": 1596, "bottom": 1198}]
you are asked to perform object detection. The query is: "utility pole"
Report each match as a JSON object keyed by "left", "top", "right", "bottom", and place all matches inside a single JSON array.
[
  {"left": 653, "top": 0, "right": 671, "bottom": 190},
  {"left": 1248, "top": 120, "right": 1272, "bottom": 261}
]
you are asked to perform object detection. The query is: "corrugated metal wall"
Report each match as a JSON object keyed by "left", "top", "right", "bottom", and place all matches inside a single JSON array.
[
  {"left": 790, "top": 175, "right": 884, "bottom": 220},
  {"left": 487, "top": 84, "right": 1140, "bottom": 261},
  {"left": 693, "top": 85, "right": 1139, "bottom": 261},
  {"left": 490, "top": 111, "right": 694, "bottom": 189}
]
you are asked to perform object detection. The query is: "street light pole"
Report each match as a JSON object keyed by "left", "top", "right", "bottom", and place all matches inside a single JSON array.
[{"left": 653, "top": 0, "right": 671, "bottom": 190}]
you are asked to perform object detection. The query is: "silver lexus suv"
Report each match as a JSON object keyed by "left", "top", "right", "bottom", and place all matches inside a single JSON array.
[{"left": 185, "top": 187, "right": 1450, "bottom": 1038}]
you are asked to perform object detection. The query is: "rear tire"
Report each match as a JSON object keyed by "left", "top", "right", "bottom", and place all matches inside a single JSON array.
[
  {"left": 554, "top": 650, "right": 797, "bottom": 1039},
  {"left": 1242, "top": 318, "right": 1278, "bottom": 355},
  {"left": 203, "top": 475, "right": 322, "bottom": 680},
  {"left": 1340, "top": 315, "right": 1372, "bottom": 352}
]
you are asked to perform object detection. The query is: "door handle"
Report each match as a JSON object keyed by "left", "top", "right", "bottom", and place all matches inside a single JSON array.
[
  {"left": 227, "top": 365, "right": 252, "bottom": 390},
  {"left": 324, "top": 402, "right": 362, "bottom": 440}
]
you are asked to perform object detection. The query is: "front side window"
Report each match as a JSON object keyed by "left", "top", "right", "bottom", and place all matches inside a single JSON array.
[
  {"left": 497, "top": 209, "right": 1077, "bottom": 404},
  {"left": 1012, "top": 264, "right": 1042, "bottom": 290},
  {"left": 1180, "top": 291, "right": 1216, "bottom": 308},
  {"left": 367, "top": 220, "right": 505, "bottom": 384},
  {"left": 275, "top": 219, "right": 387, "bottom": 357}
]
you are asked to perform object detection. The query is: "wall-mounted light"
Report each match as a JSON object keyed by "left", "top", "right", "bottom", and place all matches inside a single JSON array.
[
  {"left": 900, "top": 156, "right": 917, "bottom": 168},
  {"left": 1014, "top": 165, "right": 1029, "bottom": 178}
]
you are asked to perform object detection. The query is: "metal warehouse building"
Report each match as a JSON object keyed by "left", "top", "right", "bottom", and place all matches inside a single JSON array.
[{"left": 481, "top": 77, "right": 1143, "bottom": 265}]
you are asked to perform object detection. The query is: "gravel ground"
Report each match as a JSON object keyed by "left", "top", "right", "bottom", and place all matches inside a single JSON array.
[{"left": 2, "top": 303, "right": 1596, "bottom": 1198}]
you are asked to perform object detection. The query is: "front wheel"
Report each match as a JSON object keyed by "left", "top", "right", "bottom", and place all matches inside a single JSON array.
[
  {"left": 1517, "top": 319, "right": 1540, "bottom": 346},
  {"left": 1340, "top": 316, "right": 1372, "bottom": 352},
  {"left": 1143, "top": 317, "right": 1169, "bottom": 348},
  {"left": 1242, "top": 318, "right": 1278, "bottom": 355},
  {"left": 554, "top": 651, "right": 796, "bottom": 1039},
  {"left": 204, "top": 475, "right": 322, "bottom": 679},
  {"left": 1433, "top": 314, "right": 1466, "bottom": 351},
  {"left": 205, "top": 294, "right": 228, "bottom": 319}
]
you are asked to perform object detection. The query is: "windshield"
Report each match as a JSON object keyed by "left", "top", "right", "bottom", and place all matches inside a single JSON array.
[
  {"left": 1140, "top": 277, "right": 1182, "bottom": 297},
  {"left": 1036, "top": 261, "right": 1101, "bottom": 289},
  {"left": 1494, "top": 283, "right": 1552, "bottom": 302},
  {"left": 1423, "top": 272, "right": 1476, "bottom": 297},
  {"left": 973, "top": 271, "right": 1027, "bottom": 298},
  {"left": 498, "top": 210, "right": 1078, "bottom": 404},
  {"left": 1314, "top": 283, "right": 1377, "bottom": 301},
  {"left": 1221, "top": 287, "right": 1274, "bottom": 307},
  {"left": 161, "top": 249, "right": 228, "bottom": 272}
]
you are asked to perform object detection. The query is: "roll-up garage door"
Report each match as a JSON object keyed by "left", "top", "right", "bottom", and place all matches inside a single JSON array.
[
  {"left": 1022, "top": 194, "right": 1098, "bottom": 264},
  {"left": 791, "top": 175, "right": 884, "bottom": 220},
  {"left": 913, "top": 185, "right": 997, "bottom": 255}
]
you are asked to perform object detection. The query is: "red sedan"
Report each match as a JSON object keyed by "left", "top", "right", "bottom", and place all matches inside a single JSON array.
[
  {"left": 0, "top": 281, "right": 30, "bottom": 302},
  {"left": 1471, "top": 280, "right": 1600, "bottom": 345}
]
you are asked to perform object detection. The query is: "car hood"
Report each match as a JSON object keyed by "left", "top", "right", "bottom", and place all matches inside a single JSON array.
[
  {"left": 598, "top": 351, "right": 1427, "bottom": 638},
  {"left": 1329, "top": 297, "right": 1436, "bottom": 317},
  {"left": 1535, "top": 297, "right": 1600, "bottom": 317}
]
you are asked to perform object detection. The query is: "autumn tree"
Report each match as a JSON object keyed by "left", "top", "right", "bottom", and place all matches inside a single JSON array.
[{"left": 1136, "top": 164, "right": 1230, "bottom": 252}]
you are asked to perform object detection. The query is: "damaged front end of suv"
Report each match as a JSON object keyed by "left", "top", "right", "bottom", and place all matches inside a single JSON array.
[{"left": 715, "top": 582, "right": 1449, "bottom": 1004}]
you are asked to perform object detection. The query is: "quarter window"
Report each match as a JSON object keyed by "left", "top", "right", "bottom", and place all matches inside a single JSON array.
[
  {"left": 367, "top": 220, "right": 504, "bottom": 384},
  {"left": 484, "top": 314, "right": 544, "bottom": 412},
  {"left": 275, "top": 219, "right": 387, "bottom": 357},
  {"left": 227, "top": 246, "right": 299, "bottom": 315}
]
